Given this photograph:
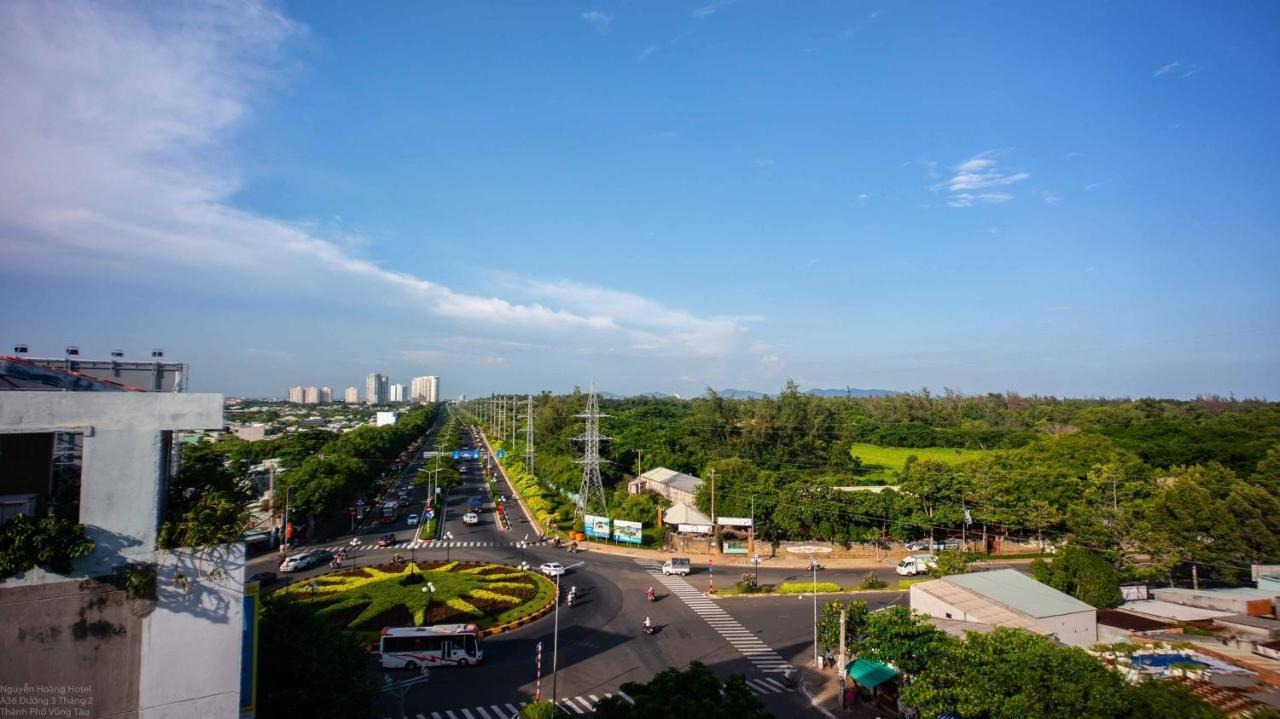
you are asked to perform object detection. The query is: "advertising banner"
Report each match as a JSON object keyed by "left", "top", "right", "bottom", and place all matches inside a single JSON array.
[
  {"left": 613, "top": 519, "right": 643, "bottom": 544},
  {"left": 584, "top": 514, "right": 611, "bottom": 539},
  {"left": 716, "top": 517, "right": 753, "bottom": 527},
  {"left": 677, "top": 523, "right": 713, "bottom": 534}
]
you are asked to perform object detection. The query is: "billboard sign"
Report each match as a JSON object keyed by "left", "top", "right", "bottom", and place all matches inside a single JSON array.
[
  {"left": 677, "top": 523, "right": 713, "bottom": 534},
  {"left": 497, "top": 449, "right": 506, "bottom": 458},
  {"left": 717, "top": 517, "right": 753, "bottom": 527},
  {"left": 584, "top": 514, "right": 611, "bottom": 539},
  {"left": 613, "top": 519, "right": 643, "bottom": 545}
]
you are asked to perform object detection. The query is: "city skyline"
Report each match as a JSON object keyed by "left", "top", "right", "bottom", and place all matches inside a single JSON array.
[{"left": 1, "top": 2, "right": 1277, "bottom": 399}]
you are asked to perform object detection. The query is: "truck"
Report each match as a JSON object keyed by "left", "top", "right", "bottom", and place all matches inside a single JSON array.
[
  {"left": 896, "top": 554, "right": 937, "bottom": 576},
  {"left": 662, "top": 557, "right": 691, "bottom": 576},
  {"left": 380, "top": 500, "right": 399, "bottom": 523},
  {"left": 468, "top": 495, "right": 483, "bottom": 513}
]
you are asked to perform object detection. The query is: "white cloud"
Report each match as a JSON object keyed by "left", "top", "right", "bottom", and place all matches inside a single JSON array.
[
  {"left": 857, "top": 193, "right": 872, "bottom": 201},
  {"left": 693, "top": 0, "right": 735, "bottom": 18},
  {"left": 0, "top": 1, "right": 756, "bottom": 362},
  {"left": 933, "top": 151, "right": 1029, "bottom": 207},
  {"left": 1154, "top": 60, "right": 1205, "bottom": 78},
  {"left": 636, "top": 44, "right": 657, "bottom": 62},
  {"left": 580, "top": 10, "right": 611, "bottom": 34}
]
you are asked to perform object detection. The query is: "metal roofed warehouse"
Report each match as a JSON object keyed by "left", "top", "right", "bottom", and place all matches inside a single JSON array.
[{"left": 911, "top": 569, "right": 1098, "bottom": 647}]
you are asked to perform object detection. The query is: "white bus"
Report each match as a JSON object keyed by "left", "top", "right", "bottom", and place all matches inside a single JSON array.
[{"left": 378, "top": 624, "right": 484, "bottom": 669}]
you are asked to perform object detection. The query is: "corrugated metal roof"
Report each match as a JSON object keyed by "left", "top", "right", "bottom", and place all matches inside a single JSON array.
[
  {"left": 943, "top": 569, "right": 1094, "bottom": 618},
  {"left": 640, "top": 467, "right": 703, "bottom": 494},
  {"left": 663, "top": 502, "right": 712, "bottom": 525},
  {"left": 915, "top": 579, "right": 1044, "bottom": 632}
]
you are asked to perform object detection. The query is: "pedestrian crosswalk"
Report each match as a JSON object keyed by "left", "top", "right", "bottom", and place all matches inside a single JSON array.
[
  {"left": 382, "top": 690, "right": 634, "bottom": 719},
  {"left": 637, "top": 560, "right": 794, "bottom": 674},
  {"left": 380, "top": 678, "right": 790, "bottom": 719},
  {"left": 323, "top": 539, "right": 548, "bottom": 553}
]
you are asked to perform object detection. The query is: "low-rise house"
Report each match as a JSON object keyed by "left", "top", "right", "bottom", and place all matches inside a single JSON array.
[
  {"left": 910, "top": 569, "right": 1097, "bottom": 647},
  {"left": 628, "top": 467, "right": 703, "bottom": 506}
]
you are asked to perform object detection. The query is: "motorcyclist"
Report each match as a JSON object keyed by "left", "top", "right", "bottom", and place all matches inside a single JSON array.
[
  {"left": 647, "top": 587, "right": 655, "bottom": 601},
  {"left": 643, "top": 616, "right": 653, "bottom": 633}
]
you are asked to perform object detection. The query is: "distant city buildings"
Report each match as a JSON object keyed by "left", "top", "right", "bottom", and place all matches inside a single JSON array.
[
  {"left": 283, "top": 374, "right": 439, "bottom": 405},
  {"left": 411, "top": 375, "right": 439, "bottom": 403},
  {"left": 365, "top": 372, "right": 389, "bottom": 404}
]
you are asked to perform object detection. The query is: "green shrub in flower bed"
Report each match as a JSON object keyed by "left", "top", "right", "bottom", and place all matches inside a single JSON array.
[
  {"left": 777, "top": 582, "right": 843, "bottom": 594},
  {"left": 279, "top": 561, "right": 555, "bottom": 636}
]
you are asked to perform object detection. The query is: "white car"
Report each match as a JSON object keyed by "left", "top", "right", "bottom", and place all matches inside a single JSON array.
[
  {"left": 539, "top": 562, "right": 565, "bottom": 577},
  {"left": 407, "top": 514, "right": 419, "bottom": 527},
  {"left": 463, "top": 512, "right": 479, "bottom": 525}
]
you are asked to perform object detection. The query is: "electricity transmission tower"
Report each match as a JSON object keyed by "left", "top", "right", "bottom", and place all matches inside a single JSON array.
[
  {"left": 573, "top": 384, "right": 609, "bottom": 515},
  {"left": 521, "top": 394, "right": 535, "bottom": 473}
]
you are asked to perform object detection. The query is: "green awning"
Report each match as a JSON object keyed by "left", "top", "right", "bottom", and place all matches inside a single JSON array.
[{"left": 845, "top": 658, "right": 899, "bottom": 689}]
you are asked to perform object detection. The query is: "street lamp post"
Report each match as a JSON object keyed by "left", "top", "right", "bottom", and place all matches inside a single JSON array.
[
  {"left": 751, "top": 554, "right": 762, "bottom": 587},
  {"left": 445, "top": 532, "right": 454, "bottom": 563},
  {"left": 422, "top": 582, "right": 436, "bottom": 623},
  {"left": 811, "top": 556, "right": 819, "bottom": 668},
  {"left": 551, "top": 573, "right": 561, "bottom": 705}
]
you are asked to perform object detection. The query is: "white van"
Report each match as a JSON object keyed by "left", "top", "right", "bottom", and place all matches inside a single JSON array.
[{"left": 896, "top": 554, "right": 937, "bottom": 576}]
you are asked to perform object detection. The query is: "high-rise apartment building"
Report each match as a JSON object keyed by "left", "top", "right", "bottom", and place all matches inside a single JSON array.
[
  {"left": 365, "top": 372, "right": 389, "bottom": 404},
  {"left": 411, "top": 375, "right": 439, "bottom": 403},
  {"left": 319, "top": 386, "right": 333, "bottom": 403},
  {"left": 288, "top": 386, "right": 305, "bottom": 403},
  {"left": 344, "top": 386, "right": 359, "bottom": 403},
  {"left": 390, "top": 383, "right": 406, "bottom": 402},
  {"left": 304, "top": 386, "right": 320, "bottom": 404}
]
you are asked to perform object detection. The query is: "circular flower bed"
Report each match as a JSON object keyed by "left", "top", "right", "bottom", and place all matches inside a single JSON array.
[{"left": 280, "top": 561, "right": 555, "bottom": 632}]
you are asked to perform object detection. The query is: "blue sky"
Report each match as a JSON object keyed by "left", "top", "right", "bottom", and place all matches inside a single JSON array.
[{"left": 2, "top": 1, "right": 1278, "bottom": 399}]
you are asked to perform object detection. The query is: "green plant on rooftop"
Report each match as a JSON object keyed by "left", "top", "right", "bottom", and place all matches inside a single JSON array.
[{"left": 0, "top": 514, "right": 95, "bottom": 579}]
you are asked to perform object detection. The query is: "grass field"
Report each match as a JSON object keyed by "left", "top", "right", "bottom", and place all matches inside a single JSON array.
[{"left": 849, "top": 443, "right": 991, "bottom": 482}]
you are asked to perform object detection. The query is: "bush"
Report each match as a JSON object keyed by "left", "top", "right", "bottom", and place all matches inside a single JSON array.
[
  {"left": 518, "top": 702, "right": 569, "bottom": 719},
  {"left": 859, "top": 571, "right": 887, "bottom": 590},
  {"left": 736, "top": 573, "right": 759, "bottom": 593},
  {"left": 0, "top": 515, "right": 96, "bottom": 579},
  {"left": 778, "top": 582, "right": 841, "bottom": 594}
]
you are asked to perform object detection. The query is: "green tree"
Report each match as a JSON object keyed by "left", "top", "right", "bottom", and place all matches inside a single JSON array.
[
  {"left": 857, "top": 606, "right": 949, "bottom": 676},
  {"left": 900, "top": 459, "right": 964, "bottom": 545},
  {"left": 901, "top": 628, "right": 1132, "bottom": 719},
  {"left": 257, "top": 599, "right": 374, "bottom": 719},
  {"left": 1024, "top": 499, "right": 1061, "bottom": 552},
  {"left": 818, "top": 599, "right": 869, "bottom": 655},
  {"left": 1030, "top": 547, "right": 1123, "bottom": 608},
  {"left": 593, "top": 662, "right": 769, "bottom": 719},
  {"left": 928, "top": 548, "right": 977, "bottom": 578}
]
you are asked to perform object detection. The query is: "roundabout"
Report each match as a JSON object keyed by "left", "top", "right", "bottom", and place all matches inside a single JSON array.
[{"left": 279, "top": 561, "right": 557, "bottom": 636}]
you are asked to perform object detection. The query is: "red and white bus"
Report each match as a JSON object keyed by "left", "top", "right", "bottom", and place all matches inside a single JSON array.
[
  {"left": 378, "top": 624, "right": 484, "bottom": 669},
  {"left": 380, "top": 500, "right": 399, "bottom": 523}
]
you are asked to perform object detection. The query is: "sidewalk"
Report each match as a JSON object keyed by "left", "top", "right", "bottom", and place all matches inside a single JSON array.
[{"left": 801, "top": 666, "right": 901, "bottom": 719}]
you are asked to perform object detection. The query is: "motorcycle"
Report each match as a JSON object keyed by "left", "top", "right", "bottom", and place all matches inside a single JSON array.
[
  {"left": 642, "top": 623, "right": 655, "bottom": 636},
  {"left": 329, "top": 558, "right": 343, "bottom": 569},
  {"left": 647, "top": 588, "right": 656, "bottom": 602},
  {"left": 781, "top": 670, "right": 797, "bottom": 689}
]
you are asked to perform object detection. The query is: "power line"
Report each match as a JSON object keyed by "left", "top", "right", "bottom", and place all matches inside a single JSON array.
[{"left": 573, "top": 383, "right": 610, "bottom": 516}]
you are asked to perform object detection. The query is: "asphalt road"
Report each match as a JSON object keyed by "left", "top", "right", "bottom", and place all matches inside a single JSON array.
[
  {"left": 249, "top": 414, "right": 1025, "bottom": 719},
  {"left": 365, "top": 420, "right": 820, "bottom": 719}
]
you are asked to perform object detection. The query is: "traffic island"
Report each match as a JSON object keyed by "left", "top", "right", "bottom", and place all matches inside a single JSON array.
[{"left": 277, "top": 561, "right": 556, "bottom": 640}]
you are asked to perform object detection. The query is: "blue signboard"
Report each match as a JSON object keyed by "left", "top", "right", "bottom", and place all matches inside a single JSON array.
[
  {"left": 452, "top": 450, "right": 461, "bottom": 459},
  {"left": 613, "top": 520, "right": 643, "bottom": 545},
  {"left": 584, "top": 514, "right": 611, "bottom": 539},
  {"left": 496, "top": 449, "right": 506, "bottom": 458}
]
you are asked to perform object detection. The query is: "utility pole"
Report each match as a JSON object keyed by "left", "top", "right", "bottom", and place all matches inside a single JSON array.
[
  {"left": 635, "top": 450, "right": 643, "bottom": 481},
  {"left": 573, "top": 383, "right": 610, "bottom": 515},
  {"left": 838, "top": 608, "right": 848, "bottom": 708},
  {"left": 709, "top": 468, "right": 717, "bottom": 555},
  {"left": 521, "top": 395, "right": 535, "bottom": 474}
]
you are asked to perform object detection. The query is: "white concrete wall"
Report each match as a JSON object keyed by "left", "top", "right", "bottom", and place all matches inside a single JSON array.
[
  {"left": 140, "top": 545, "right": 246, "bottom": 719},
  {"left": 0, "top": 392, "right": 223, "bottom": 585},
  {"left": 1035, "top": 611, "right": 1097, "bottom": 648},
  {"left": 910, "top": 583, "right": 973, "bottom": 621}
]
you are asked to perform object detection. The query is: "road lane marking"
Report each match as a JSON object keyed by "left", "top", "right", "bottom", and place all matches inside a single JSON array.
[
  {"left": 461, "top": 710, "right": 476, "bottom": 719},
  {"left": 760, "top": 677, "right": 786, "bottom": 692},
  {"left": 618, "top": 691, "right": 635, "bottom": 705},
  {"left": 560, "top": 698, "right": 584, "bottom": 714},
  {"left": 474, "top": 708, "right": 491, "bottom": 719},
  {"left": 504, "top": 704, "right": 520, "bottom": 716}
]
